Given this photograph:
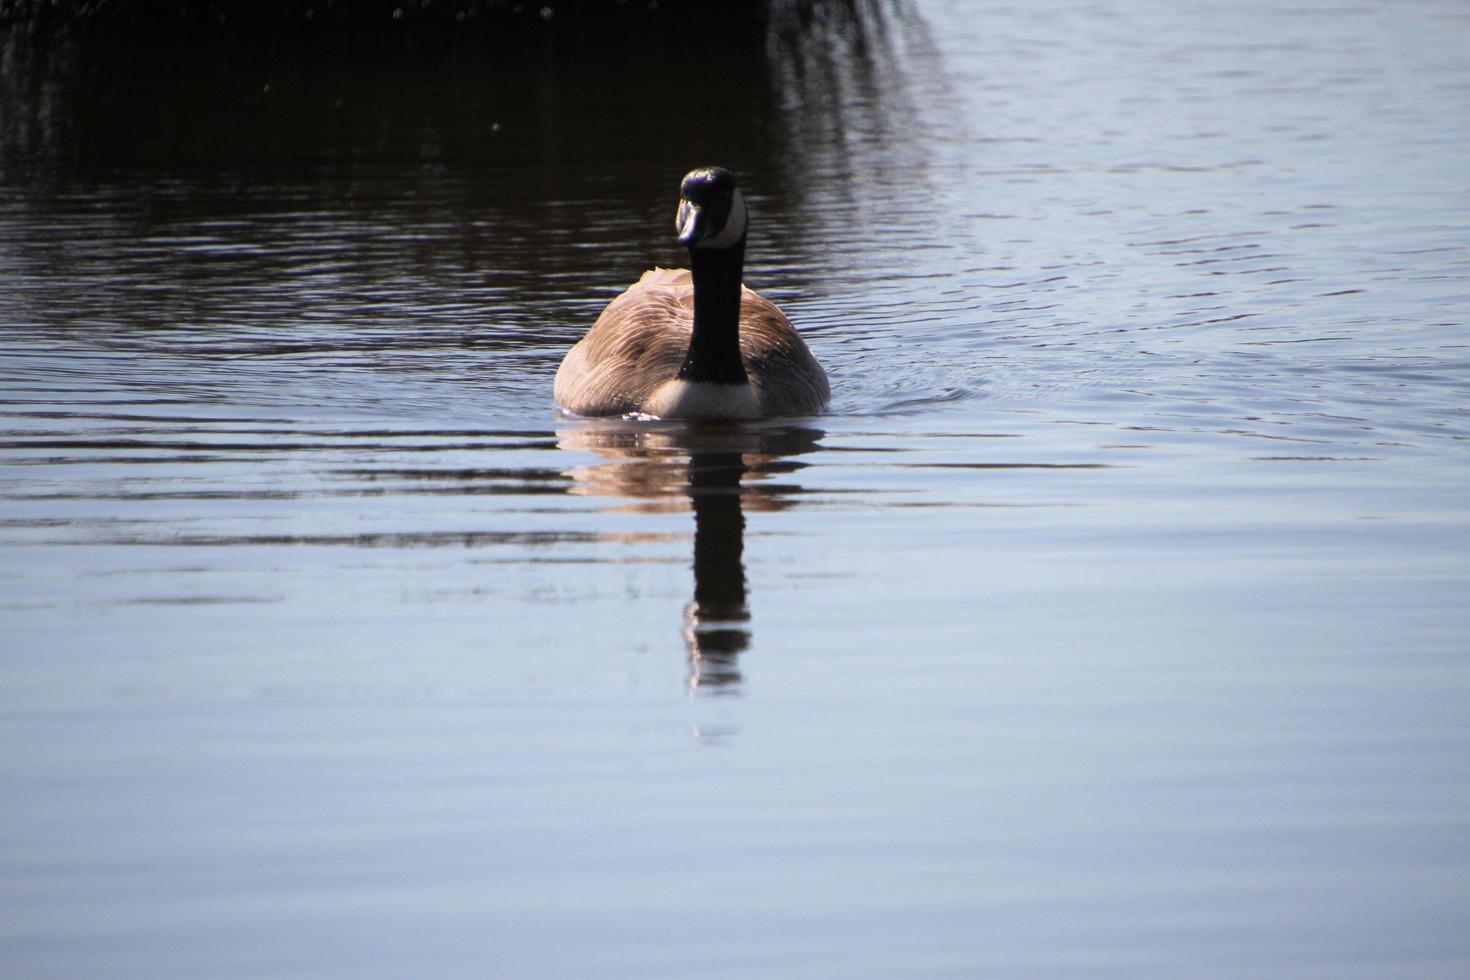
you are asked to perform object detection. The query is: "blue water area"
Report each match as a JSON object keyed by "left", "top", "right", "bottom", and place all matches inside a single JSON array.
[{"left": 2, "top": 0, "right": 1468, "bottom": 976}]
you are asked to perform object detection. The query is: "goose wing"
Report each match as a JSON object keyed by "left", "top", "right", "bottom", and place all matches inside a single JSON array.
[
  {"left": 554, "top": 269, "right": 695, "bottom": 416},
  {"left": 738, "top": 288, "right": 830, "bottom": 416}
]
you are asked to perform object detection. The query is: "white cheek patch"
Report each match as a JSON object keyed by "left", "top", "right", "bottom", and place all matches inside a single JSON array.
[{"left": 698, "top": 189, "right": 747, "bottom": 250}]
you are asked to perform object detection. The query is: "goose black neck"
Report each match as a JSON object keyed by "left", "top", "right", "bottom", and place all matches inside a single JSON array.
[{"left": 677, "top": 237, "right": 748, "bottom": 385}]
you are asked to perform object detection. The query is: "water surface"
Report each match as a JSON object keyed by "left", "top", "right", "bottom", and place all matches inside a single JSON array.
[{"left": 3, "top": 1, "right": 1469, "bottom": 976}]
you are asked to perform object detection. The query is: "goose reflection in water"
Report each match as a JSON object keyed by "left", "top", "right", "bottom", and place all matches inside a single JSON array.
[{"left": 557, "top": 421, "right": 824, "bottom": 693}]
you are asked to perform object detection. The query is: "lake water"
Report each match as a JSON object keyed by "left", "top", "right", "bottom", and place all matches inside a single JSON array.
[{"left": 3, "top": 1, "right": 1469, "bottom": 976}]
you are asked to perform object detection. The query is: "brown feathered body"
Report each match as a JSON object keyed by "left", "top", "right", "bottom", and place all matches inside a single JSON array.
[{"left": 554, "top": 268, "right": 828, "bottom": 418}]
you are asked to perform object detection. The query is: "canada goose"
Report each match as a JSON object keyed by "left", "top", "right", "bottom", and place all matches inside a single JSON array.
[{"left": 554, "top": 167, "right": 829, "bottom": 419}]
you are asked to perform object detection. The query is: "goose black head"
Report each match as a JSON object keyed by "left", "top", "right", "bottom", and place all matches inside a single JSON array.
[{"left": 676, "top": 166, "right": 748, "bottom": 251}]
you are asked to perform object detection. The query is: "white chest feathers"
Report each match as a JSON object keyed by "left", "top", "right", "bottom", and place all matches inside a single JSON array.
[{"left": 644, "top": 379, "right": 760, "bottom": 419}]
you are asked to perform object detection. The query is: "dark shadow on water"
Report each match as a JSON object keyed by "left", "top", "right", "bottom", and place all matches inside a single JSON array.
[
  {"left": 0, "top": 0, "right": 933, "bottom": 412},
  {"left": 558, "top": 419, "right": 823, "bottom": 695}
]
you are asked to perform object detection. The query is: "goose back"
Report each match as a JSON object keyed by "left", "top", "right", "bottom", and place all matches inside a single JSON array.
[{"left": 554, "top": 268, "right": 828, "bottom": 417}]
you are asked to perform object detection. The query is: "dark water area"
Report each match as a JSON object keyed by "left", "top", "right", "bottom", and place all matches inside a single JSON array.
[{"left": 3, "top": 2, "right": 1470, "bottom": 976}]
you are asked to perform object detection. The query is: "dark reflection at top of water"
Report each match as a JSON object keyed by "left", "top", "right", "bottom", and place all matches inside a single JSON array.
[{"left": 0, "top": 1, "right": 978, "bottom": 421}]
